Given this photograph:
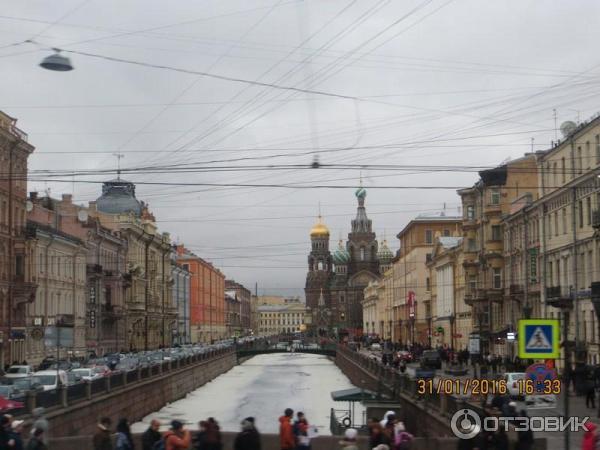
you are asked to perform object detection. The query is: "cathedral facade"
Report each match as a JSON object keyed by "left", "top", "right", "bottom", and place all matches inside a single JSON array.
[{"left": 304, "top": 187, "right": 392, "bottom": 338}]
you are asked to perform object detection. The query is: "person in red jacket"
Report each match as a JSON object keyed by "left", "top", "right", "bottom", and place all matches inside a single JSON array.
[
  {"left": 279, "top": 408, "right": 295, "bottom": 450},
  {"left": 582, "top": 422, "right": 598, "bottom": 450},
  {"left": 164, "top": 420, "right": 191, "bottom": 450}
]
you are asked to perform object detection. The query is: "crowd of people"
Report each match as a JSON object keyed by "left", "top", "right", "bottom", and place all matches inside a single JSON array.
[{"left": 0, "top": 407, "right": 49, "bottom": 450}]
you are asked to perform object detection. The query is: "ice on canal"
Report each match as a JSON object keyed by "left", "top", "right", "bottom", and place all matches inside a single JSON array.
[{"left": 132, "top": 352, "right": 364, "bottom": 435}]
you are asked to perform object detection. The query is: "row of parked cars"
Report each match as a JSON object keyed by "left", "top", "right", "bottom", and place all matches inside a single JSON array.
[{"left": 0, "top": 338, "right": 245, "bottom": 401}]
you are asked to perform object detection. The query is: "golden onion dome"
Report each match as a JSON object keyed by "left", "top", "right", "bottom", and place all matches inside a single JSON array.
[{"left": 310, "top": 217, "right": 330, "bottom": 237}]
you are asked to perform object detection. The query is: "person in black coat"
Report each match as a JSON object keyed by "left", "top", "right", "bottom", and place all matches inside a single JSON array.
[
  {"left": 233, "top": 417, "right": 261, "bottom": 450},
  {"left": 141, "top": 420, "right": 161, "bottom": 450}
]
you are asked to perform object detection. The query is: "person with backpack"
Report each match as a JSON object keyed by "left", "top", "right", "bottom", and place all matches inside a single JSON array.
[
  {"left": 142, "top": 420, "right": 162, "bottom": 450},
  {"left": 164, "top": 420, "right": 191, "bottom": 450}
]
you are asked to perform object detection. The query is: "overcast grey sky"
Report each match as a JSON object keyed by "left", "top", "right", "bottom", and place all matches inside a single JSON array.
[{"left": 1, "top": 0, "right": 600, "bottom": 297}]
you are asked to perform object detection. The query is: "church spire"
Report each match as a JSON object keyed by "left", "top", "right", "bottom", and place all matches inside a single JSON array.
[{"left": 351, "top": 182, "right": 371, "bottom": 233}]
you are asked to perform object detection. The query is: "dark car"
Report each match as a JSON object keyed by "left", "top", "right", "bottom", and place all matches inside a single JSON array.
[
  {"left": 37, "top": 357, "right": 56, "bottom": 371},
  {"left": 420, "top": 350, "right": 442, "bottom": 370}
]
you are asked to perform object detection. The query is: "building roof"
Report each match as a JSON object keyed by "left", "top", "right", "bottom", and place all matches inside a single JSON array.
[
  {"left": 95, "top": 178, "right": 142, "bottom": 216},
  {"left": 396, "top": 214, "right": 462, "bottom": 239},
  {"left": 257, "top": 303, "right": 306, "bottom": 313}
]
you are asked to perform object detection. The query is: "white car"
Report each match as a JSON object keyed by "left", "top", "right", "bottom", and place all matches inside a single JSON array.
[
  {"left": 71, "top": 368, "right": 104, "bottom": 382},
  {"left": 4, "top": 365, "right": 33, "bottom": 379},
  {"left": 33, "top": 370, "right": 68, "bottom": 391},
  {"left": 370, "top": 343, "right": 382, "bottom": 351},
  {"left": 505, "top": 372, "right": 527, "bottom": 398}
]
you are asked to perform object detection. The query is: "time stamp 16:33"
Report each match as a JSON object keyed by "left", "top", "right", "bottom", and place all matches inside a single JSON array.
[{"left": 416, "top": 378, "right": 561, "bottom": 396}]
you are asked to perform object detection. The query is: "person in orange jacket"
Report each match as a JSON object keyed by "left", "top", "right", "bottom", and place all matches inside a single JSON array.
[
  {"left": 279, "top": 408, "right": 295, "bottom": 450},
  {"left": 164, "top": 420, "right": 191, "bottom": 450}
]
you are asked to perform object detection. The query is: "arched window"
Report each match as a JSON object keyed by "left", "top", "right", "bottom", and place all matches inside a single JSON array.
[
  {"left": 317, "top": 261, "right": 323, "bottom": 271},
  {"left": 360, "top": 247, "right": 365, "bottom": 261}
]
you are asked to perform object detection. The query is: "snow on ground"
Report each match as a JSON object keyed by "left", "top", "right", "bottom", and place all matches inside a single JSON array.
[{"left": 132, "top": 353, "right": 363, "bottom": 435}]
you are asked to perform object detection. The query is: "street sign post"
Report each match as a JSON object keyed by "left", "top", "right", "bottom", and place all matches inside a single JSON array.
[{"left": 518, "top": 319, "right": 559, "bottom": 359}]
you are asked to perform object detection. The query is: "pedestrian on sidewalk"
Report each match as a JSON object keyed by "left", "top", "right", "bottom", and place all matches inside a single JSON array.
[
  {"left": 234, "top": 417, "right": 261, "bottom": 450},
  {"left": 25, "top": 428, "right": 47, "bottom": 450},
  {"left": 9, "top": 419, "right": 25, "bottom": 450},
  {"left": 204, "top": 417, "right": 223, "bottom": 450},
  {"left": 581, "top": 421, "right": 597, "bottom": 450},
  {"left": 142, "top": 419, "right": 161, "bottom": 450},
  {"left": 164, "top": 420, "right": 191, "bottom": 450},
  {"left": 338, "top": 428, "right": 358, "bottom": 450},
  {"left": 115, "top": 418, "right": 134, "bottom": 450},
  {"left": 586, "top": 378, "right": 596, "bottom": 409},
  {"left": 93, "top": 417, "right": 113, "bottom": 450},
  {"left": 279, "top": 408, "right": 295, "bottom": 450}
]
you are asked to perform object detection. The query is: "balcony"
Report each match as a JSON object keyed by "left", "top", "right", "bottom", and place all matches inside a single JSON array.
[
  {"left": 86, "top": 264, "right": 103, "bottom": 275},
  {"left": 464, "top": 289, "right": 486, "bottom": 306},
  {"left": 12, "top": 280, "right": 37, "bottom": 305},
  {"left": 509, "top": 284, "right": 524, "bottom": 297},
  {"left": 546, "top": 286, "right": 573, "bottom": 308}
]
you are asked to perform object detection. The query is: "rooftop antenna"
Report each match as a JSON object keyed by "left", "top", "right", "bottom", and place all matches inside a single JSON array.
[
  {"left": 531, "top": 137, "right": 534, "bottom": 152},
  {"left": 113, "top": 152, "right": 125, "bottom": 179},
  {"left": 553, "top": 109, "right": 558, "bottom": 142},
  {"left": 318, "top": 201, "right": 322, "bottom": 219}
]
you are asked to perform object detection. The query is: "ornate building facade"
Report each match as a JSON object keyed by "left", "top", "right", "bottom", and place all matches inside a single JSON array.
[
  {"left": 0, "top": 112, "right": 36, "bottom": 365},
  {"left": 305, "top": 187, "right": 389, "bottom": 338}
]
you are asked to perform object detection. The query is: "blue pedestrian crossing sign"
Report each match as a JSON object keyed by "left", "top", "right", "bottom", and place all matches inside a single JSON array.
[{"left": 518, "top": 319, "right": 559, "bottom": 359}]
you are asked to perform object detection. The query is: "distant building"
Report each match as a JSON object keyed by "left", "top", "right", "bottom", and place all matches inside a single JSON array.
[
  {"left": 305, "top": 186, "right": 386, "bottom": 338},
  {"left": 172, "top": 250, "right": 190, "bottom": 345},
  {"left": 225, "top": 280, "right": 252, "bottom": 336},
  {"left": 257, "top": 302, "right": 308, "bottom": 336},
  {"left": 0, "top": 111, "right": 36, "bottom": 365},
  {"left": 175, "top": 246, "right": 225, "bottom": 343},
  {"left": 89, "top": 179, "right": 175, "bottom": 351}
]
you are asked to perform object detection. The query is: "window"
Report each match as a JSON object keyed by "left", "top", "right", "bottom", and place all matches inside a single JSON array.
[
  {"left": 466, "top": 205, "right": 474, "bottom": 220},
  {"left": 425, "top": 229, "right": 433, "bottom": 244},
  {"left": 596, "top": 135, "right": 600, "bottom": 164},
  {"left": 492, "top": 268, "right": 502, "bottom": 289},
  {"left": 491, "top": 225, "right": 502, "bottom": 241},
  {"left": 577, "top": 146, "right": 583, "bottom": 174},
  {"left": 588, "top": 197, "right": 592, "bottom": 226},
  {"left": 548, "top": 261, "right": 553, "bottom": 286},
  {"left": 554, "top": 212, "right": 559, "bottom": 236},
  {"left": 561, "top": 157, "right": 566, "bottom": 183},
  {"left": 443, "top": 229, "right": 450, "bottom": 237},
  {"left": 562, "top": 208, "right": 567, "bottom": 234},
  {"left": 467, "top": 238, "right": 477, "bottom": 252},
  {"left": 490, "top": 190, "right": 500, "bottom": 205},
  {"left": 182, "top": 264, "right": 189, "bottom": 271},
  {"left": 529, "top": 249, "right": 537, "bottom": 283},
  {"left": 579, "top": 200, "right": 584, "bottom": 228},
  {"left": 468, "top": 275, "right": 477, "bottom": 293},
  {"left": 426, "top": 277, "right": 431, "bottom": 291},
  {"left": 586, "top": 141, "right": 591, "bottom": 169},
  {"left": 553, "top": 162, "right": 558, "bottom": 186},
  {"left": 360, "top": 247, "right": 365, "bottom": 261}
]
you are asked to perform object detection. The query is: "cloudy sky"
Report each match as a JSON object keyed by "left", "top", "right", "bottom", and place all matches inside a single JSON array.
[{"left": 1, "top": 0, "right": 600, "bottom": 297}]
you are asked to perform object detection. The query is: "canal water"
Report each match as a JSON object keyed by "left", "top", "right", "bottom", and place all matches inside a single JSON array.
[{"left": 132, "top": 352, "right": 364, "bottom": 435}]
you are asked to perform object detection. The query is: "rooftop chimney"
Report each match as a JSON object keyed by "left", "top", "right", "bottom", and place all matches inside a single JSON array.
[{"left": 62, "top": 194, "right": 72, "bottom": 203}]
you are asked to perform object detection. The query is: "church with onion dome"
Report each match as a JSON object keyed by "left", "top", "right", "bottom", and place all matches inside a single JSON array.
[{"left": 304, "top": 186, "right": 393, "bottom": 338}]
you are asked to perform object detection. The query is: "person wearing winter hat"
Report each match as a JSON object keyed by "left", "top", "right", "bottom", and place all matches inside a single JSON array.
[
  {"left": 234, "top": 417, "right": 261, "bottom": 450},
  {"left": 339, "top": 428, "right": 359, "bottom": 450},
  {"left": 9, "top": 419, "right": 24, "bottom": 450},
  {"left": 164, "top": 420, "right": 191, "bottom": 450},
  {"left": 373, "top": 445, "right": 390, "bottom": 450}
]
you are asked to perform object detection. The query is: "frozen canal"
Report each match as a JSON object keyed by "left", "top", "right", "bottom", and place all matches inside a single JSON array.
[{"left": 132, "top": 353, "right": 363, "bottom": 435}]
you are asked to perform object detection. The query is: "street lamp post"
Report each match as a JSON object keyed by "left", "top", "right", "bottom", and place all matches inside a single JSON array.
[{"left": 39, "top": 50, "right": 73, "bottom": 71}]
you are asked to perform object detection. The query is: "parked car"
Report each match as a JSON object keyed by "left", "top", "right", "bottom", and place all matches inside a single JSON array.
[
  {"left": 370, "top": 343, "right": 382, "bottom": 352},
  {"left": 48, "top": 361, "right": 73, "bottom": 371},
  {"left": 0, "top": 385, "right": 24, "bottom": 400},
  {"left": 397, "top": 351, "right": 413, "bottom": 362},
  {"left": 11, "top": 377, "right": 44, "bottom": 393},
  {"left": 33, "top": 370, "right": 68, "bottom": 390},
  {"left": 71, "top": 368, "right": 104, "bottom": 382},
  {"left": 66, "top": 371, "right": 84, "bottom": 386},
  {"left": 504, "top": 372, "right": 527, "bottom": 399},
  {"left": 420, "top": 350, "right": 442, "bottom": 370},
  {"left": 4, "top": 366, "right": 34, "bottom": 379},
  {"left": 37, "top": 357, "right": 56, "bottom": 371}
]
